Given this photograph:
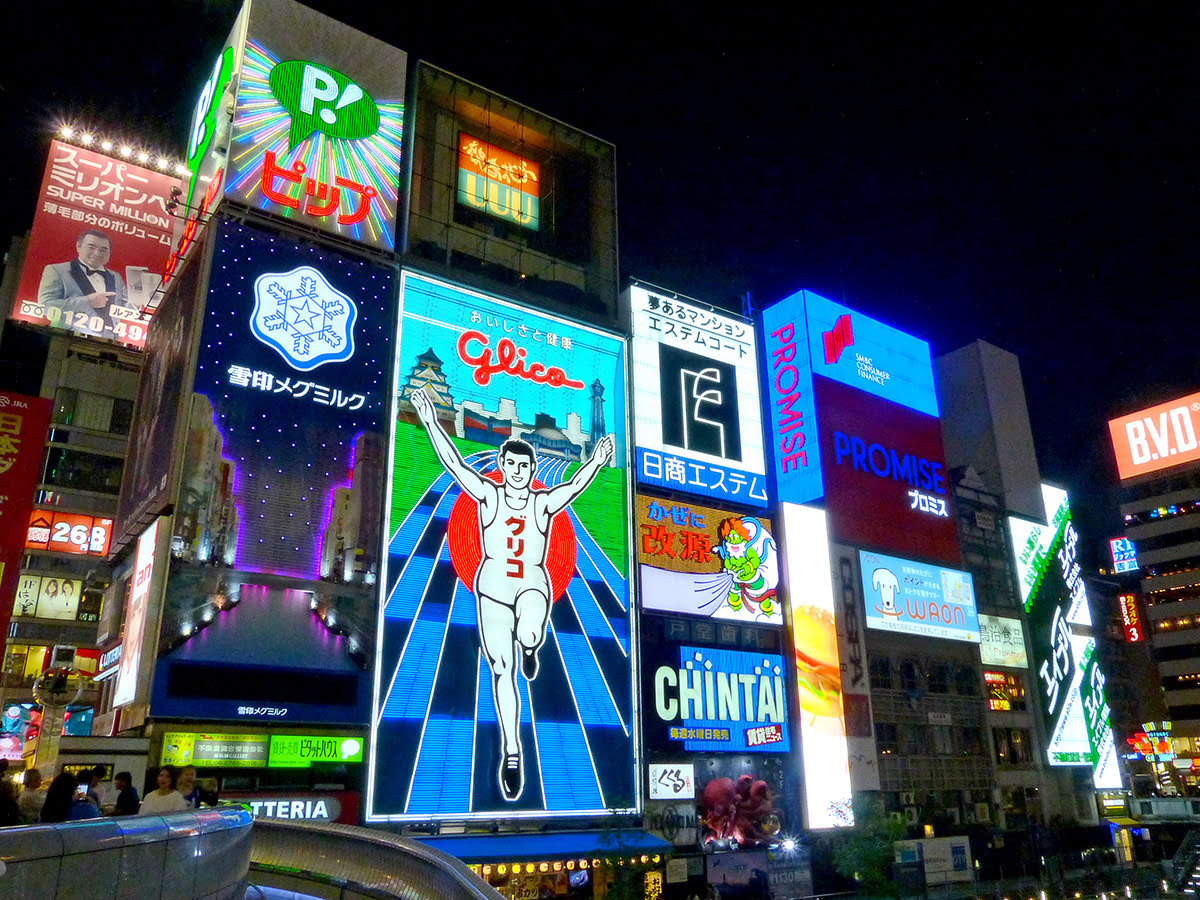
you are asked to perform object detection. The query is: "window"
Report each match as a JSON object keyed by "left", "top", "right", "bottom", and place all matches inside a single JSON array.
[
  {"left": 869, "top": 656, "right": 892, "bottom": 690},
  {"left": 954, "top": 665, "right": 978, "bottom": 695},
  {"left": 930, "top": 724, "right": 953, "bottom": 755},
  {"left": 876, "top": 722, "right": 899, "bottom": 755},
  {"left": 993, "top": 727, "right": 1034, "bottom": 765},
  {"left": 42, "top": 448, "right": 124, "bottom": 494},
  {"left": 960, "top": 727, "right": 985, "bottom": 755},
  {"left": 110, "top": 399, "right": 134, "bottom": 435},
  {"left": 928, "top": 662, "right": 951, "bottom": 694},
  {"left": 899, "top": 659, "right": 921, "bottom": 691}
]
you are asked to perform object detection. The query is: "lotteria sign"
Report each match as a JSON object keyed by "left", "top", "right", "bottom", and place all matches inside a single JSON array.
[
  {"left": 642, "top": 642, "right": 790, "bottom": 754},
  {"left": 859, "top": 550, "right": 980, "bottom": 643}
]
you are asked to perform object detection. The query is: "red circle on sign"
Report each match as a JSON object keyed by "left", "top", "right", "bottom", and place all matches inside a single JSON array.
[{"left": 445, "top": 470, "right": 576, "bottom": 602}]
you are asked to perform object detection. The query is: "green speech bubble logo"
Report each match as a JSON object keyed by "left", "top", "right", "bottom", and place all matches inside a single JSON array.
[{"left": 269, "top": 60, "right": 380, "bottom": 149}]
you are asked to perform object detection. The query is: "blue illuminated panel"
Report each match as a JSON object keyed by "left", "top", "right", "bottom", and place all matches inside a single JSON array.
[{"left": 760, "top": 299, "right": 823, "bottom": 504}]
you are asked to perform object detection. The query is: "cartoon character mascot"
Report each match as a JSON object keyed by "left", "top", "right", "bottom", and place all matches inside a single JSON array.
[{"left": 714, "top": 516, "right": 779, "bottom": 617}]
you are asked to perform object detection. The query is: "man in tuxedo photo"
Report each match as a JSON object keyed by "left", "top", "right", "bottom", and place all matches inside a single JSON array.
[{"left": 38, "top": 229, "right": 139, "bottom": 340}]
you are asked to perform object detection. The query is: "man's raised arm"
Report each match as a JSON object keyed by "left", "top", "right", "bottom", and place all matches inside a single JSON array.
[
  {"left": 545, "top": 434, "right": 614, "bottom": 516},
  {"left": 410, "top": 388, "right": 489, "bottom": 501}
]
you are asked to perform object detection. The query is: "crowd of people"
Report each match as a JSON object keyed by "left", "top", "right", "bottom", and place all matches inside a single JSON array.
[{"left": 0, "top": 761, "right": 217, "bottom": 825}]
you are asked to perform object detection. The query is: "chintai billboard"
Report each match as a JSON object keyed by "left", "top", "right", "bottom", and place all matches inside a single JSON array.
[{"left": 368, "top": 271, "right": 634, "bottom": 821}]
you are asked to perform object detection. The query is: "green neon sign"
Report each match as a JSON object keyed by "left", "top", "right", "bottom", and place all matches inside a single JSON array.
[{"left": 268, "top": 734, "right": 364, "bottom": 768}]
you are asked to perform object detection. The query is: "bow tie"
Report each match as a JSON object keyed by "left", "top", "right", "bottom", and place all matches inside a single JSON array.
[{"left": 82, "top": 265, "right": 105, "bottom": 277}]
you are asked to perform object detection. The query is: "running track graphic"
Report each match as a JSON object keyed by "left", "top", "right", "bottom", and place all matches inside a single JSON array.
[{"left": 370, "top": 451, "right": 635, "bottom": 819}]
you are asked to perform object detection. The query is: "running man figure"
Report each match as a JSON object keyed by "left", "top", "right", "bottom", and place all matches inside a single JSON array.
[{"left": 410, "top": 388, "right": 614, "bottom": 801}]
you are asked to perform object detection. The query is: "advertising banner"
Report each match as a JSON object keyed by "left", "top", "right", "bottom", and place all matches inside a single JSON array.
[
  {"left": 647, "top": 762, "right": 695, "bottom": 801},
  {"left": 637, "top": 494, "right": 780, "bottom": 625},
  {"left": 1108, "top": 390, "right": 1200, "bottom": 480},
  {"left": 815, "top": 376, "right": 960, "bottom": 566},
  {"left": 114, "top": 516, "right": 170, "bottom": 709},
  {"left": 779, "top": 506, "right": 854, "bottom": 828},
  {"left": 630, "top": 286, "right": 767, "bottom": 507},
  {"left": 643, "top": 640, "right": 790, "bottom": 754},
  {"left": 694, "top": 754, "right": 791, "bottom": 850},
  {"left": 458, "top": 134, "right": 540, "bottom": 231},
  {"left": 978, "top": 614, "right": 1029, "bottom": 668},
  {"left": 759, "top": 298, "right": 823, "bottom": 505},
  {"left": 269, "top": 733, "right": 363, "bottom": 768},
  {"left": 799, "top": 290, "right": 939, "bottom": 416},
  {"left": 0, "top": 392, "right": 52, "bottom": 638},
  {"left": 161, "top": 731, "right": 269, "bottom": 768},
  {"left": 11, "top": 141, "right": 180, "bottom": 349},
  {"left": 1109, "top": 537, "right": 1139, "bottom": 574},
  {"left": 12, "top": 575, "right": 86, "bottom": 621},
  {"left": 25, "top": 510, "right": 113, "bottom": 557},
  {"left": 830, "top": 543, "right": 880, "bottom": 793},
  {"left": 149, "top": 219, "right": 396, "bottom": 725},
  {"left": 1118, "top": 594, "right": 1143, "bottom": 643},
  {"left": 369, "top": 271, "right": 633, "bottom": 821},
  {"left": 859, "top": 550, "right": 980, "bottom": 644},
  {"left": 1007, "top": 485, "right": 1120, "bottom": 787},
  {"left": 226, "top": 0, "right": 407, "bottom": 251}
]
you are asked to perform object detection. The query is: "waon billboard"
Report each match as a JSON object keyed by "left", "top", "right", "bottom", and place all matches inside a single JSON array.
[
  {"left": 814, "top": 376, "right": 960, "bottom": 566},
  {"left": 1109, "top": 390, "right": 1200, "bottom": 480},
  {"left": 0, "top": 393, "right": 53, "bottom": 638},
  {"left": 11, "top": 140, "right": 180, "bottom": 349}
]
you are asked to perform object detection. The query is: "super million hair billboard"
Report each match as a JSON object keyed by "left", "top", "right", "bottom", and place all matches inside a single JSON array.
[{"left": 369, "top": 272, "right": 635, "bottom": 821}]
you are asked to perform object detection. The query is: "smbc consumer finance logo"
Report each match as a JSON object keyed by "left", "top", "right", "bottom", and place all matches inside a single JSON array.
[{"left": 269, "top": 61, "right": 380, "bottom": 149}]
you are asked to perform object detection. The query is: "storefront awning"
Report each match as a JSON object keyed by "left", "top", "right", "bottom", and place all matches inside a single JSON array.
[
  {"left": 1106, "top": 817, "right": 1138, "bottom": 826},
  {"left": 413, "top": 830, "right": 672, "bottom": 862}
]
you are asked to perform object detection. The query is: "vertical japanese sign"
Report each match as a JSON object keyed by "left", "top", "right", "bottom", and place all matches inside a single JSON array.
[
  {"left": 1008, "top": 484, "right": 1120, "bottom": 788},
  {"left": 830, "top": 543, "right": 879, "bottom": 793},
  {"left": 457, "top": 135, "right": 540, "bottom": 230},
  {"left": 779, "top": 505, "right": 854, "bottom": 829},
  {"left": 1118, "top": 594, "right": 1143, "bottom": 643},
  {"left": 0, "top": 393, "right": 52, "bottom": 639},
  {"left": 636, "top": 494, "right": 780, "bottom": 625},
  {"left": 149, "top": 219, "right": 396, "bottom": 725},
  {"left": 369, "top": 271, "right": 633, "bottom": 822},
  {"left": 630, "top": 286, "right": 767, "bottom": 506},
  {"left": 10, "top": 141, "right": 181, "bottom": 349},
  {"left": 225, "top": 0, "right": 407, "bottom": 251},
  {"left": 759, "top": 297, "right": 822, "bottom": 504}
]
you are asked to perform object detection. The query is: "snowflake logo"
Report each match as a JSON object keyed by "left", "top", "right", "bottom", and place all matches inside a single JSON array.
[{"left": 249, "top": 266, "right": 357, "bottom": 371}]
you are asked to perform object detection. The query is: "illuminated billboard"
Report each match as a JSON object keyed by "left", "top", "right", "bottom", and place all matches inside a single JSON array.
[
  {"left": 25, "top": 510, "right": 113, "bottom": 557},
  {"left": 1109, "top": 537, "right": 1138, "bottom": 574},
  {"left": 759, "top": 298, "right": 823, "bottom": 505},
  {"left": 978, "top": 614, "right": 1028, "bottom": 668},
  {"left": 1008, "top": 484, "right": 1120, "bottom": 787},
  {"left": 225, "top": 0, "right": 407, "bottom": 250},
  {"left": 10, "top": 140, "right": 180, "bottom": 349},
  {"left": 860, "top": 550, "right": 979, "bottom": 643},
  {"left": 1118, "top": 594, "right": 1144, "bottom": 643},
  {"left": 114, "top": 517, "right": 169, "bottom": 708},
  {"left": 0, "top": 392, "right": 52, "bottom": 639},
  {"left": 779, "top": 504, "right": 853, "bottom": 829},
  {"left": 458, "top": 134, "right": 540, "bottom": 230},
  {"left": 1108, "top": 390, "right": 1200, "bottom": 480},
  {"left": 636, "top": 494, "right": 780, "bottom": 625},
  {"left": 643, "top": 640, "right": 790, "bottom": 754},
  {"left": 369, "top": 271, "right": 633, "bottom": 821},
  {"left": 12, "top": 575, "right": 92, "bottom": 622},
  {"left": 631, "top": 286, "right": 767, "bottom": 506},
  {"left": 815, "top": 377, "right": 960, "bottom": 566},
  {"left": 149, "top": 219, "right": 396, "bottom": 725}
]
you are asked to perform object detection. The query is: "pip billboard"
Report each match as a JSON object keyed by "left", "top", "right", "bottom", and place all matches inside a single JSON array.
[
  {"left": 636, "top": 494, "right": 781, "bottom": 626},
  {"left": 1108, "top": 390, "right": 1200, "bottom": 480},
  {"left": 226, "top": 0, "right": 407, "bottom": 250},
  {"left": 149, "top": 218, "right": 396, "bottom": 725},
  {"left": 630, "top": 286, "right": 767, "bottom": 507},
  {"left": 859, "top": 550, "right": 980, "bottom": 644},
  {"left": 815, "top": 376, "right": 960, "bottom": 566},
  {"left": 10, "top": 141, "right": 180, "bottom": 348},
  {"left": 369, "top": 272, "right": 633, "bottom": 821},
  {"left": 1008, "top": 484, "right": 1120, "bottom": 788}
]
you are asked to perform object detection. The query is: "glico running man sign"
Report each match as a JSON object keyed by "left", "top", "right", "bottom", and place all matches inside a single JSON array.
[{"left": 369, "top": 272, "right": 634, "bottom": 822}]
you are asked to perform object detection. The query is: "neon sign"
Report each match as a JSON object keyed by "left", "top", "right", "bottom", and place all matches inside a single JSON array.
[{"left": 457, "top": 134, "right": 540, "bottom": 230}]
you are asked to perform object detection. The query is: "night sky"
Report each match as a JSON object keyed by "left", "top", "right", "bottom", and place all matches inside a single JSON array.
[{"left": 2, "top": 1, "right": 1197, "bottom": 558}]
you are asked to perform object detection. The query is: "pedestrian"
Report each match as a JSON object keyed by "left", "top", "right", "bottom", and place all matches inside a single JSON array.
[
  {"left": 40, "top": 773, "right": 100, "bottom": 823},
  {"left": 112, "top": 771, "right": 139, "bottom": 816},
  {"left": 17, "top": 768, "right": 45, "bottom": 824},
  {"left": 138, "top": 766, "right": 188, "bottom": 815}
]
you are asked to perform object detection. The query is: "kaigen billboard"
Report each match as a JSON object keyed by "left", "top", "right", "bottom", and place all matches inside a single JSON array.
[
  {"left": 859, "top": 550, "right": 979, "bottom": 644},
  {"left": 636, "top": 494, "right": 780, "bottom": 626},
  {"left": 1008, "top": 484, "right": 1119, "bottom": 788},
  {"left": 369, "top": 272, "right": 633, "bottom": 821},
  {"left": 1109, "top": 390, "right": 1200, "bottom": 480},
  {"left": 149, "top": 219, "right": 396, "bottom": 725},
  {"left": 0, "top": 392, "right": 52, "bottom": 639},
  {"left": 759, "top": 298, "right": 823, "bottom": 505},
  {"left": 815, "top": 376, "right": 960, "bottom": 566},
  {"left": 631, "top": 286, "right": 767, "bottom": 507},
  {"left": 226, "top": 0, "right": 407, "bottom": 251},
  {"left": 11, "top": 141, "right": 180, "bottom": 349}
]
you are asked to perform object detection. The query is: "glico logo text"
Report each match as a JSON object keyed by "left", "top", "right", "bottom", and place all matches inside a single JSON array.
[
  {"left": 833, "top": 431, "right": 945, "bottom": 494},
  {"left": 456, "top": 330, "right": 584, "bottom": 390}
]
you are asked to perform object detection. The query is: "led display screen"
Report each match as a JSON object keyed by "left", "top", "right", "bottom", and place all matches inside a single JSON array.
[
  {"left": 779, "top": 504, "right": 853, "bottom": 828},
  {"left": 859, "top": 550, "right": 979, "bottom": 643},
  {"left": 759, "top": 298, "right": 823, "bottom": 505},
  {"left": 1008, "top": 484, "right": 1120, "bottom": 787},
  {"left": 636, "top": 494, "right": 780, "bottom": 626},
  {"left": 9, "top": 141, "right": 180, "bottom": 349},
  {"left": 369, "top": 272, "right": 633, "bottom": 822},
  {"left": 815, "top": 376, "right": 960, "bottom": 566},
  {"left": 642, "top": 640, "right": 790, "bottom": 754},
  {"left": 458, "top": 134, "right": 540, "bottom": 231},
  {"left": 1108, "top": 390, "right": 1200, "bottom": 480},
  {"left": 978, "top": 614, "right": 1029, "bottom": 668},
  {"left": 799, "top": 290, "right": 938, "bottom": 416},
  {"left": 1109, "top": 536, "right": 1139, "bottom": 574},
  {"left": 631, "top": 286, "right": 767, "bottom": 507},
  {"left": 226, "top": 0, "right": 407, "bottom": 250},
  {"left": 25, "top": 510, "right": 113, "bottom": 557},
  {"left": 149, "top": 219, "right": 396, "bottom": 724},
  {"left": 0, "top": 392, "right": 52, "bottom": 639}
]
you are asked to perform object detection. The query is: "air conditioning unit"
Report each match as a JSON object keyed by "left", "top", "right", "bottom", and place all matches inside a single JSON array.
[
  {"left": 904, "top": 807, "right": 918, "bottom": 825},
  {"left": 975, "top": 802, "right": 991, "bottom": 824},
  {"left": 963, "top": 808, "right": 975, "bottom": 824},
  {"left": 900, "top": 791, "right": 915, "bottom": 805},
  {"left": 946, "top": 808, "right": 961, "bottom": 825}
]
